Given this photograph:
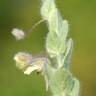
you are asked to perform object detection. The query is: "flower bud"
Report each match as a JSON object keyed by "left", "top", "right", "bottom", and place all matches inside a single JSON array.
[{"left": 11, "top": 28, "right": 25, "bottom": 40}]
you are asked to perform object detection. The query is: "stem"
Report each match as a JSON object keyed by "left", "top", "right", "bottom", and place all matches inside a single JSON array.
[{"left": 25, "top": 19, "right": 46, "bottom": 37}]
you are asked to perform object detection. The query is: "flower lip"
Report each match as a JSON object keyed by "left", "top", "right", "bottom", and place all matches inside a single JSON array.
[{"left": 14, "top": 52, "right": 33, "bottom": 63}]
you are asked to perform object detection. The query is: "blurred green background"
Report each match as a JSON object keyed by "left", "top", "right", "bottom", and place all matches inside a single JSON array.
[{"left": 0, "top": 0, "right": 96, "bottom": 96}]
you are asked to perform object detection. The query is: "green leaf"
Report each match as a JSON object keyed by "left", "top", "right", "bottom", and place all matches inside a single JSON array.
[
  {"left": 45, "top": 8, "right": 69, "bottom": 58},
  {"left": 49, "top": 68, "right": 80, "bottom": 96},
  {"left": 63, "top": 38, "right": 73, "bottom": 69},
  {"left": 41, "top": 0, "right": 56, "bottom": 19},
  {"left": 47, "top": 9, "right": 63, "bottom": 34}
]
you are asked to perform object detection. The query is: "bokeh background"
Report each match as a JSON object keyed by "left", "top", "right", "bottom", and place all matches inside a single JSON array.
[{"left": 0, "top": 0, "right": 96, "bottom": 96}]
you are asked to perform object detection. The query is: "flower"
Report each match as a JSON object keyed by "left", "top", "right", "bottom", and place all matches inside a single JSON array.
[
  {"left": 14, "top": 52, "right": 50, "bottom": 75},
  {"left": 11, "top": 28, "right": 25, "bottom": 40}
]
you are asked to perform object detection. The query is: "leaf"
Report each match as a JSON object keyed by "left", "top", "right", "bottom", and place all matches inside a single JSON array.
[
  {"left": 45, "top": 7, "right": 69, "bottom": 58},
  {"left": 48, "top": 68, "right": 80, "bottom": 96},
  {"left": 47, "top": 9, "right": 63, "bottom": 34},
  {"left": 63, "top": 38, "right": 73, "bottom": 69},
  {"left": 46, "top": 30, "right": 59, "bottom": 57},
  {"left": 41, "top": 0, "right": 56, "bottom": 19}
]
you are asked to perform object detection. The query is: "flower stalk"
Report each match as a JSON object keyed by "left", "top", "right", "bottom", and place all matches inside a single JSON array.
[{"left": 12, "top": 0, "right": 80, "bottom": 96}]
